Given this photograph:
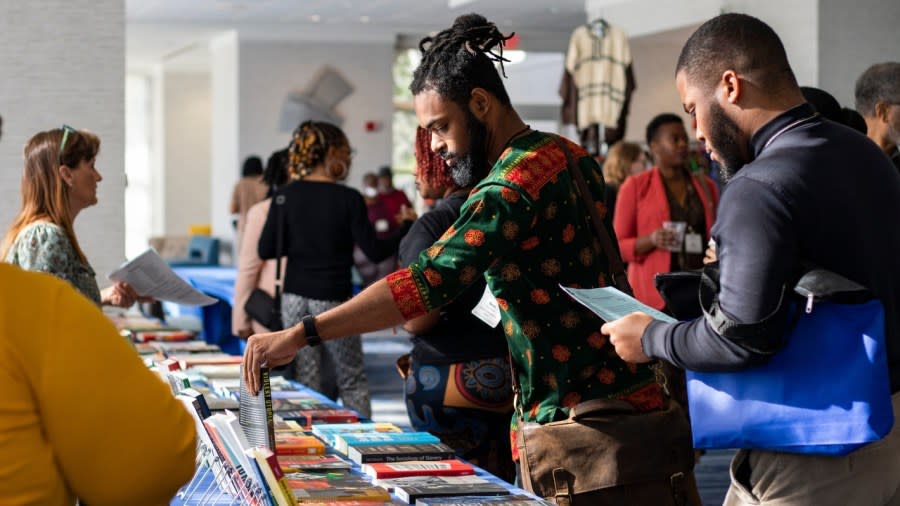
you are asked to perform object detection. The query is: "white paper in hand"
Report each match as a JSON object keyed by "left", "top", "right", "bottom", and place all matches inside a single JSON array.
[
  {"left": 108, "top": 248, "right": 217, "bottom": 306},
  {"left": 471, "top": 285, "right": 502, "bottom": 328},
  {"left": 559, "top": 285, "right": 677, "bottom": 323}
]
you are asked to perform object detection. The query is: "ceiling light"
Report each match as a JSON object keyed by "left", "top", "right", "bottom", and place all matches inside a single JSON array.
[
  {"left": 448, "top": 0, "right": 478, "bottom": 8},
  {"left": 309, "top": 14, "right": 321, "bottom": 22},
  {"left": 504, "top": 50, "right": 527, "bottom": 65},
  {"left": 359, "top": 15, "right": 370, "bottom": 23}
]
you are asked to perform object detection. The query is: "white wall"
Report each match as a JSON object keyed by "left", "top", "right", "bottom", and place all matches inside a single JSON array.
[
  {"left": 237, "top": 40, "right": 395, "bottom": 191},
  {"left": 626, "top": 25, "right": 698, "bottom": 143},
  {"left": 0, "top": 0, "right": 125, "bottom": 282},
  {"left": 818, "top": 0, "right": 900, "bottom": 108},
  {"left": 164, "top": 72, "right": 212, "bottom": 235},
  {"left": 210, "top": 32, "right": 240, "bottom": 241}
]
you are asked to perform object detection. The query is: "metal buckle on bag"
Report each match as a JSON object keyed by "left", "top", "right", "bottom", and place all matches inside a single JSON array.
[
  {"left": 652, "top": 362, "right": 671, "bottom": 397},
  {"left": 670, "top": 472, "right": 686, "bottom": 506}
]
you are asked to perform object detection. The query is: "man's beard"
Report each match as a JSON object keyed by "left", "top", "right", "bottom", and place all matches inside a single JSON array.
[
  {"left": 707, "top": 101, "right": 748, "bottom": 182},
  {"left": 441, "top": 110, "right": 490, "bottom": 188}
]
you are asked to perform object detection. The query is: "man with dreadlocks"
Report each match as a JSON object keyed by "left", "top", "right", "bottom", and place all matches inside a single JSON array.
[{"left": 244, "top": 14, "right": 698, "bottom": 504}]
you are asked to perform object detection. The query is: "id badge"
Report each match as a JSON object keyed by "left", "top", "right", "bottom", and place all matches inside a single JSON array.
[
  {"left": 685, "top": 233, "right": 704, "bottom": 254},
  {"left": 375, "top": 219, "right": 390, "bottom": 233},
  {"left": 471, "top": 285, "right": 501, "bottom": 328}
]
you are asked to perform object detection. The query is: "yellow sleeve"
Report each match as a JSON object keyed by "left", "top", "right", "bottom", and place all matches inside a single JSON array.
[{"left": 35, "top": 283, "right": 197, "bottom": 505}]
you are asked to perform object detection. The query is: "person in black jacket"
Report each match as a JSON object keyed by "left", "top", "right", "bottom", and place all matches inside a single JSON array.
[
  {"left": 258, "top": 121, "right": 414, "bottom": 417},
  {"left": 603, "top": 14, "right": 900, "bottom": 505}
]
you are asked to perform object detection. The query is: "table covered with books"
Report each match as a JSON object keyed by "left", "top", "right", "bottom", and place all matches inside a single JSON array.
[{"left": 115, "top": 314, "right": 547, "bottom": 505}]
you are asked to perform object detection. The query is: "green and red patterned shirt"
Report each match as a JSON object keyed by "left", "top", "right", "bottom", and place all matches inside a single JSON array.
[{"left": 386, "top": 131, "right": 663, "bottom": 457}]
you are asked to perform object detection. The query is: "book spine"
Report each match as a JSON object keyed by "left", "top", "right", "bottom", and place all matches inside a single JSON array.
[{"left": 262, "top": 367, "right": 276, "bottom": 450}]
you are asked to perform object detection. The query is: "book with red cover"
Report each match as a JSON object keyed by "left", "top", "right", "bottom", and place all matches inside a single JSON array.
[
  {"left": 277, "top": 408, "right": 359, "bottom": 429},
  {"left": 277, "top": 454, "right": 352, "bottom": 472},
  {"left": 363, "top": 458, "right": 474, "bottom": 479}
]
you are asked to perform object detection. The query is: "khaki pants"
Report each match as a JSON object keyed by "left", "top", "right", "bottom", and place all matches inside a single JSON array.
[{"left": 723, "top": 392, "right": 900, "bottom": 506}]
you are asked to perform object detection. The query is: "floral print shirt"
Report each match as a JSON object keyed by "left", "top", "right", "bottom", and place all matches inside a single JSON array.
[
  {"left": 5, "top": 222, "right": 101, "bottom": 305},
  {"left": 387, "top": 131, "right": 663, "bottom": 456}
]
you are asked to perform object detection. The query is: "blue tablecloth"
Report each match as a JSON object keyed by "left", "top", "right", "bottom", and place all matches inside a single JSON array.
[{"left": 167, "top": 266, "right": 242, "bottom": 355}]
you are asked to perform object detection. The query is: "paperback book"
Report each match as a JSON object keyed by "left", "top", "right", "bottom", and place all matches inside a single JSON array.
[
  {"left": 239, "top": 366, "right": 276, "bottom": 450},
  {"left": 334, "top": 431, "right": 440, "bottom": 455},
  {"left": 414, "top": 495, "right": 549, "bottom": 505},
  {"left": 348, "top": 443, "right": 456, "bottom": 465},
  {"left": 277, "top": 454, "right": 353, "bottom": 472},
  {"left": 386, "top": 476, "right": 510, "bottom": 503},
  {"left": 364, "top": 459, "right": 474, "bottom": 479}
]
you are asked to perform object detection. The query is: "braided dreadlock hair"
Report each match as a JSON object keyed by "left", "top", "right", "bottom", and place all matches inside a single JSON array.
[
  {"left": 410, "top": 13, "right": 514, "bottom": 108},
  {"left": 287, "top": 120, "right": 348, "bottom": 179},
  {"left": 414, "top": 127, "right": 454, "bottom": 190}
]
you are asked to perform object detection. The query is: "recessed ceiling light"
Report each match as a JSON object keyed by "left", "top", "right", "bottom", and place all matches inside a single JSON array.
[
  {"left": 448, "top": 0, "right": 478, "bottom": 8},
  {"left": 309, "top": 14, "right": 321, "bottom": 22},
  {"left": 360, "top": 15, "right": 370, "bottom": 23}
]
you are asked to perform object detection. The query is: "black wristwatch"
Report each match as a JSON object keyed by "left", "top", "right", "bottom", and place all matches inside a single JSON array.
[{"left": 301, "top": 315, "right": 322, "bottom": 347}]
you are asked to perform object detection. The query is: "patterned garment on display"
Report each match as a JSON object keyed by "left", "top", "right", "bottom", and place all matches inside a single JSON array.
[{"left": 386, "top": 131, "right": 664, "bottom": 459}]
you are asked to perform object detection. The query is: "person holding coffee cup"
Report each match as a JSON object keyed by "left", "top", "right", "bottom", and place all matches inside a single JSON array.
[{"left": 613, "top": 113, "right": 719, "bottom": 310}]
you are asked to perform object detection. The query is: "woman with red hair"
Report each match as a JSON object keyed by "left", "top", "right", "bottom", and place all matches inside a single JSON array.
[{"left": 396, "top": 127, "right": 514, "bottom": 482}]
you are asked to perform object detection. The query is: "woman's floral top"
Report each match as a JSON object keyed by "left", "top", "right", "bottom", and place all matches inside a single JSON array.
[{"left": 6, "top": 222, "right": 101, "bottom": 305}]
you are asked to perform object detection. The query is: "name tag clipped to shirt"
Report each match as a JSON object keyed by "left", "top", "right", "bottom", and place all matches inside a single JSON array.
[
  {"left": 685, "top": 232, "right": 704, "bottom": 254},
  {"left": 375, "top": 219, "right": 390, "bottom": 233},
  {"left": 471, "top": 285, "right": 502, "bottom": 328}
]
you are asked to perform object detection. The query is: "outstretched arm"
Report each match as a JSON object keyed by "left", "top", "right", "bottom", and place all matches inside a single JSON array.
[{"left": 243, "top": 277, "right": 405, "bottom": 393}]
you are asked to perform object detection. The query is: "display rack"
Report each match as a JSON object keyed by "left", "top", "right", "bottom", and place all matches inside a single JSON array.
[{"left": 176, "top": 441, "right": 270, "bottom": 505}]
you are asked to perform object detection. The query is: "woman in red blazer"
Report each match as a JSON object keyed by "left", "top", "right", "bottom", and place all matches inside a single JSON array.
[{"left": 613, "top": 114, "right": 718, "bottom": 309}]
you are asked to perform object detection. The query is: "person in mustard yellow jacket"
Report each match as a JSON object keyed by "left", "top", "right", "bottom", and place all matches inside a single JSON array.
[
  {"left": 0, "top": 263, "right": 197, "bottom": 505},
  {"left": 613, "top": 113, "right": 718, "bottom": 310}
]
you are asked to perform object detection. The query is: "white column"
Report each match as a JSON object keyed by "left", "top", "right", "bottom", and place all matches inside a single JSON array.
[
  {"left": 209, "top": 31, "right": 240, "bottom": 250},
  {"left": 0, "top": 0, "right": 125, "bottom": 281}
]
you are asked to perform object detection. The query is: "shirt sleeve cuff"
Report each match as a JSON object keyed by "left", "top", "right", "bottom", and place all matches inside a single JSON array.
[
  {"left": 641, "top": 319, "right": 672, "bottom": 361},
  {"left": 386, "top": 267, "right": 429, "bottom": 320}
]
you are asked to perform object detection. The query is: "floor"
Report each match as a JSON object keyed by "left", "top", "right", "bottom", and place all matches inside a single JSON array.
[{"left": 359, "top": 330, "right": 734, "bottom": 506}]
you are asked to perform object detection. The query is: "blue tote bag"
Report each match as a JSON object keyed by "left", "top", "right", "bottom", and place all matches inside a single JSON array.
[{"left": 686, "top": 268, "right": 894, "bottom": 455}]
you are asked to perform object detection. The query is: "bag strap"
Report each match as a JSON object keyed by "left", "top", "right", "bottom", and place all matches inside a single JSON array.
[
  {"left": 272, "top": 194, "right": 286, "bottom": 324},
  {"left": 551, "top": 137, "right": 632, "bottom": 296}
]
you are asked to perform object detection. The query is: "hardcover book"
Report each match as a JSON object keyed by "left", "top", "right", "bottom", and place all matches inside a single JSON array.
[{"left": 348, "top": 443, "right": 456, "bottom": 465}]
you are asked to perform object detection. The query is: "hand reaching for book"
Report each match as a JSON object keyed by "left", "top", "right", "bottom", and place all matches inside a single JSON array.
[{"left": 243, "top": 328, "right": 300, "bottom": 394}]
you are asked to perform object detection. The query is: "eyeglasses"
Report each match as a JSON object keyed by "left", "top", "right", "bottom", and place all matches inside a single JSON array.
[{"left": 59, "top": 124, "right": 77, "bottom": 165}]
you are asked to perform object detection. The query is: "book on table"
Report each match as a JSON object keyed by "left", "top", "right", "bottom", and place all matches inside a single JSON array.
[
  {"left": 276, "top": 408, "right": 359, "bottom": 428},
  {"left": 239, "top": 366, "right": 276, "bottom": 451},
  {"left": 310, "top": 421, "right": 403, "bottom": 446},
  {"left": 414, "top": 495, "right": 550, "bottom": 505},
  {"left": 334, "top": 431, "right": 440, "bottom": 455},
  {"left": 284, "top": 470, "right": 391, "bottom": 503},
  {"left": 274, "top": 433, "right": 326, "bottom": 455},
  {"left": 385, "top": 475, "right": 510, "bottom": 503},
  {"left": 363, "top": 458, "right": 475, "bottom": 479},
  {"left": 277, "top": 453, "right": 353, "bottom": 472},
  {"left": 348, "top": 443, "right": 456, "bottom": 465}
]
